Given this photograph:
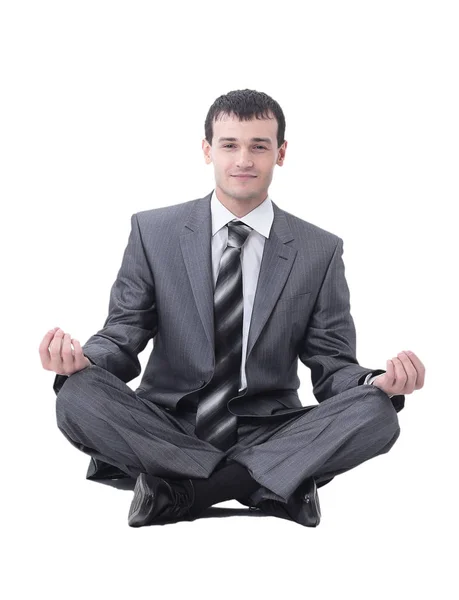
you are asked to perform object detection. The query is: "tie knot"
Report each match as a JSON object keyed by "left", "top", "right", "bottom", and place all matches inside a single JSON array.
[{"left": 227, "top": 220, "right": 253, "bottom": 250}]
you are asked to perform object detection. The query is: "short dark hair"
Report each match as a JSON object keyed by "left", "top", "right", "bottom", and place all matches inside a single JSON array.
[{"left": 204, "top": 89, "right": 286, "bottom": 149}]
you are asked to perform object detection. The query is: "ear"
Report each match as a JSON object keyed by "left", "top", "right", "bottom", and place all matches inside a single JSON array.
[
  {"left": 277, "top": 140, "right": 287, "bottom": 165},
  {"left": 202, "top": 138, "right": 212, "bottom": 164}
]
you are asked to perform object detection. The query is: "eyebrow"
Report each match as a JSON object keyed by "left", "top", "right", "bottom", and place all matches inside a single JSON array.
[{"left": 217, "top": 137, "right": 272, "bottom": 144}]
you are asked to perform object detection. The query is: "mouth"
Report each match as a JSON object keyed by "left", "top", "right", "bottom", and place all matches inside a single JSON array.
[{"left": 231, "top": 175, "right": 257, "bottom": 179}]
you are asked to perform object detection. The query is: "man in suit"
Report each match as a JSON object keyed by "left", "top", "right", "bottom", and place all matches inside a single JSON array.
[{"left": 40, "top": 88, "right": 425, "bottom": 528}]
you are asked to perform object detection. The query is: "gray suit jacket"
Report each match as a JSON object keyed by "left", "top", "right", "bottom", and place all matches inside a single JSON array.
[{"left": 53, "top": 191, "right": 404, "bottom": 423}]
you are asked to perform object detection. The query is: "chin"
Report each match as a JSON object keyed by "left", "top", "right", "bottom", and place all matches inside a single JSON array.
[
  {"left": 218, "top": 181, "right": 259, "bottom": 202},
  {"left": 232, "top": 191, "right": 256, "bottom": 201},
  {"left": 229, "top": 185, "right": 258, "bottom": 199}
]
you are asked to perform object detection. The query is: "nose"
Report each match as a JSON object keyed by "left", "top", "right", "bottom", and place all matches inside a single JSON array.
[{"left": 236, "top": 150, "right": 254, "bottom": 169}]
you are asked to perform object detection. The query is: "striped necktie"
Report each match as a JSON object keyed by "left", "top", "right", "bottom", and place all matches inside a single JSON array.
[{"left": 195, "top": 219, "right": 253, "bottom": 451}]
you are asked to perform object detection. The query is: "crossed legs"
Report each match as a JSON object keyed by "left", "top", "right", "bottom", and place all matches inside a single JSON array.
[
  {"left": 55, "top": 365, "right": 400, "bottom": 510},
  {"left": 227, "top": 385, "right": 401, "bottom": 504}
]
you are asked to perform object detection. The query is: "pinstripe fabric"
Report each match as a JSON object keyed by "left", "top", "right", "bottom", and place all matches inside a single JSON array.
[
  {"left": 53, "top": 191, "right": 404, "bottom": 417},
  {"left": 55, "top": 364, "right": 400, "bottom": 504},
  {"left": 52, "top": 190, "right": 405, "bottom": 503},
  {"left": 195, "top": 220, "right": 253, "bottom": 450}
]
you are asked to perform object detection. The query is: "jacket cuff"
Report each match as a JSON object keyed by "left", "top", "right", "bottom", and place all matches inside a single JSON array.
[{"left": 358, "top": 369, "right": 405, "bottom": 413}]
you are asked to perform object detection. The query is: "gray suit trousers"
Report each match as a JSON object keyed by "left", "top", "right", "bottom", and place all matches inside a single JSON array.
[{"left": 55, "top": 365, "right": 401, "bottom": 504}]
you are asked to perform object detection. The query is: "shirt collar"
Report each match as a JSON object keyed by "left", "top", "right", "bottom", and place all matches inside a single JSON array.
[{"left": 210, "top": 188, "right": 274, "bottom": 239}]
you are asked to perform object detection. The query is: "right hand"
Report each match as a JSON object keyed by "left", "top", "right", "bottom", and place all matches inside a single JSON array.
[{"left": 39, "top": 327, "right": 92, "bottom": 376}]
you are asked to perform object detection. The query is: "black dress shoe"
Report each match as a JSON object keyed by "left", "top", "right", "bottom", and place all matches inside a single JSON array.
[
  {"left": 128, "top": 473, "right": 196, "bottom": 527},
  {"left": 245, "top": 477, "right": 321, "bottom": 527}
]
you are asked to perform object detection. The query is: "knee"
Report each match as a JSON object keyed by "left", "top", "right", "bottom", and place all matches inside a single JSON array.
[
  {"left": 55, "top": 366, "right": 98, "bottom": 432},
  {"left": 358, "top": 385, "right": 401, "bottom": 446}
]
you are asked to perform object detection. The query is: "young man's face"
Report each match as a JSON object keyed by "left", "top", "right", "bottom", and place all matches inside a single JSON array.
[{"left": 202, "top": 111, "right": 287, "bottom": 205}]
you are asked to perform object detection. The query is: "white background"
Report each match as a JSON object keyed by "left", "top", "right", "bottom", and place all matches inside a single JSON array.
[{"left": 1, "top": 1, "right": 457, "bottom": 598}]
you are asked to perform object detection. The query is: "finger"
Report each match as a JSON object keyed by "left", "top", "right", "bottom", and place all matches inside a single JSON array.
[
  {"left": 38, "top": 328, "right": 60, "bottom": 369},
  {"left": 61, "top": 333, "right": 74, "bottom": 372},
  {"left": 71, "top": 338, "right": 88, "bottom": 369},
  {"left": 404, "top": 350, "right": 425, "bottom": 389},
  {"left": 385, "top": 359, "right": 395, "bottom": 384},
  {"left": 49, "top": 328, "right": 65, "bottom": 372},
  {"left": 397, "top": 351, "right": 417, "bottom": 393},
  {"left": 392, "top": 356, "right": 407, "bottom": 395}
]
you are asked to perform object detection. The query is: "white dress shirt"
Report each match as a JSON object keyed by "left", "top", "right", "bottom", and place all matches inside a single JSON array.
[
  {"left": 210, "top": 189, "right": 390, "bottom": 396},
  {"left": 210, "top": 188, "right": 273, "bottom": 392}
]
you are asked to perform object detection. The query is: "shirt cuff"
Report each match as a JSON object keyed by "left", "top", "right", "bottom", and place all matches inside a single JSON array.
[{"left": 364, "top": 372, "right": 394, "bottom": 398}]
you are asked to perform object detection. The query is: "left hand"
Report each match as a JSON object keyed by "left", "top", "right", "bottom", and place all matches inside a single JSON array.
[{"left": 372, "top": 351, "right": 425, "bottom": 396}]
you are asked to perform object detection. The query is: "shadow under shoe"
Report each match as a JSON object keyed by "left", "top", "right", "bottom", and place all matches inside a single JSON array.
[
  {"left": 128, "top": 473, "right": 195, "bottom": 527},
  {"left": 243, "top": 477, "right": 321, "bottom": 527}
]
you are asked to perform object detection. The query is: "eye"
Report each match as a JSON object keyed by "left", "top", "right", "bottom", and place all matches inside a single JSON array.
[{"left": 222, "top": 144, "right": 267, "bottom": 150}]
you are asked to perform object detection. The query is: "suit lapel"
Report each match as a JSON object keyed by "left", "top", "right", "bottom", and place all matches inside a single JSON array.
[
  {"left": 246, "top": 206, "right": 297, "bottom": 361},
  {"left": 179, "top": 192, "right": 298, "bottom": 364},
  {"left": 179, "top": 192, "right": 215, "bottom": 350}
]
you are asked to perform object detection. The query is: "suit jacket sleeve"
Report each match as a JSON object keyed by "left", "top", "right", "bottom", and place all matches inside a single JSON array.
[
  {"left": 298, "top": 237, "right": 405, "bottom": 413},
  {"left": 53, "top": 213, "right": 158, "bottom": 396}
]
